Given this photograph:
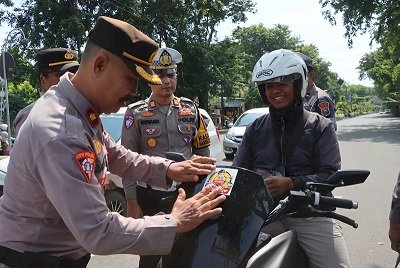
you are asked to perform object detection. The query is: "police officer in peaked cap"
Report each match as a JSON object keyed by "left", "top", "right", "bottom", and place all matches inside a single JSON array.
[
  {"left": 121, "top": 47, "right": 211, "bottom": 267},
  {"left": 0, "top": 16, "right": 224, "bottom": 268},
  {"left": 13, "top": 48, "right": 80, "bottom": 136}
]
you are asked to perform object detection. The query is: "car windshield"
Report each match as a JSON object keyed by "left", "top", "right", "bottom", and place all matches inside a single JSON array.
[
  {"left": 101, "top": 115, "right": 124, "bottom": 142},
  {"left": 234, "top": 112, "right": 265, "bottom": 127}
]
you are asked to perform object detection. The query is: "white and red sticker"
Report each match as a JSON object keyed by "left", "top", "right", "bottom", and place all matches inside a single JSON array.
[
  {"left": 318, "top": 101, "right": 331, "bottom": 117},
  {"left": 74, "top": 150, "right": 96, "bottom": 183},
  {"left": 124, "top": 115, "right": 134, "bottom": 129}
]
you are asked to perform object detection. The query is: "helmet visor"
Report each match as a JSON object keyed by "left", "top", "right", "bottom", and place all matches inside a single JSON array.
[{"left": 264, "top": 73, "right": 301, "bottom": 85}]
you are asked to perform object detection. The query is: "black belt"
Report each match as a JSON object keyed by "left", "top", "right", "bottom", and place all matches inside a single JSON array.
[{"left": 0, "top": 245, "right": 90, "bottom": 268}]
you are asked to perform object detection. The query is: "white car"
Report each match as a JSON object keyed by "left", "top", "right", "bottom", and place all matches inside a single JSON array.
[
  {"left": 0, "top": 156, "right": 8, "bottom": 197},
  {"left": 100, "top": 106, "right": 222, "bottom": 216},
  {"left": 223, "top": 107, "right": 269, "bottom": 159}
]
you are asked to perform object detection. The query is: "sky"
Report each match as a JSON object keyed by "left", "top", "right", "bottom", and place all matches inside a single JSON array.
[
  {"left": 1, "top": 0, "right": 376, "bottom": 87},
  {"left": 216, "top": 0, "right": 376, "bottom": 87}
]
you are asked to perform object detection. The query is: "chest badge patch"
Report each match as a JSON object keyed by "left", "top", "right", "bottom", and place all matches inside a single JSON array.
[
  {"left": 124, "top": 115, "right": 134, "bottom": 129},
  {"left": 147, "top": 138, "right": 157, "bottom": 148},
  {"left": 141, "top": 111, "right": 155, "bottom": 117},
  {"left": 93, "top": 138, "right": 103, "bottom": 155},
  {"left": 178, "top": 108, "right": 193, "bottom": 116},
  {"left": 183, "top": 136, "right": 192, "bottom": 144},
  {"left": 145, "top": 127, "right": 157, "bottom": 135},
  {"left": 74, "top": 150, "right": 96, "bottom": 183}
]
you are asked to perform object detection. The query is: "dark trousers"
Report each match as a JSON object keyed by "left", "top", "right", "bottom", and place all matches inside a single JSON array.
[
  {"left": 137, "top": 186, "right": 178, "bottom": 268},
  {"left": 0, "top": 245, "right": 90, "bottom": 268}
]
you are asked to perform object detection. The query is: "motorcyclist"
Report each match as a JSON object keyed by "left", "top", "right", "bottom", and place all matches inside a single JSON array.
[{"left": 233, "top": 49, "right": 351, "bottom": 267}]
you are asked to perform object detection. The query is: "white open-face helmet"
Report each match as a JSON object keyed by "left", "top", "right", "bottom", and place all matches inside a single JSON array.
[
  {"left": 0, "top": 124, "right": 7, "bottom": 131},
  {"left": 252, "top": 49, "right": 308, "bottom": 105}
]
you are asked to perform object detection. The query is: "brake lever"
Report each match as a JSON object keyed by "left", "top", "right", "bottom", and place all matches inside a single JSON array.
[{"left": 288, "top": 205, "right": 358, "bottom": 228}]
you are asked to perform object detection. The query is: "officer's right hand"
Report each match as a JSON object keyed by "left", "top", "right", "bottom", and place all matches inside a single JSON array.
[
  {"left": 171, "top": 184, "right": 225, "bottom": 233},
  {"left": 126, "top": 200, "right": 143, "bottom": 219},
  {"left": 167, "top": 157, "right": 216, "bottom": 183}
]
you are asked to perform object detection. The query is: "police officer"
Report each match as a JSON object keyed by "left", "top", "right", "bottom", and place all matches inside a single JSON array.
[
  {"left": 389, "top": 171, "right": 400, "bottom": 266},
  {"left": 13, "top": 48, "right": 80, "bottom": 136},
  {"left": 234, "top": 49, "right": 350, "bottom": 268},
  {"left": 0, "top": 16, "right": 225, "bottom": 268},
  {"left": 297, "top": 52, "right": 338, "bottom": 131},
  {"left": 121, "top": 47, "right": 211, "bottom": 268}
]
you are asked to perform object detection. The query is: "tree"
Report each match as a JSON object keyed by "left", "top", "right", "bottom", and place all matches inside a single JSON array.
[
  {"left": 319, "top": 0, "right": 400, "bottom": 48},
  {"left": 3, "top": 0, "right": 256, "bottom": 110},
  {"left": 319, "top": 0, "right": 400, "bottom": 113}
]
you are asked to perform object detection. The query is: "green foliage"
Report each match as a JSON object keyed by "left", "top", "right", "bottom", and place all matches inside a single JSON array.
[
  {"left": 319, "top": 0, "right": 400, "bottom": 113},
  {"left": 319, "top": 0, "right": 393, "bottom": 47},
  {"left": 7, "top": 80, "right": 39, "bottom": 123},
  {"left": 2, "top": 1, "right": 383, "bottom": 120}
]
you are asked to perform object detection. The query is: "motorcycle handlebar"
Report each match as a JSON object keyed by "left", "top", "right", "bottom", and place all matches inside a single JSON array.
[
  {"left": 314, "top": 193, "right": 358, "bottom": 209},
  {"left": 289, "top": 191, "right": 358, "bottom": 209}
]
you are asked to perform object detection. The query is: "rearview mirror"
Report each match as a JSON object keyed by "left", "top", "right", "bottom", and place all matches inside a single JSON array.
[{"left": 326, "top": 170, "right": 370, "bottom": 186}]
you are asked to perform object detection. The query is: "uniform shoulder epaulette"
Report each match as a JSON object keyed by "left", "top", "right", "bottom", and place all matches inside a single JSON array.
[{"left": 128, "top": 100, "right": 146, "bottom": 111}]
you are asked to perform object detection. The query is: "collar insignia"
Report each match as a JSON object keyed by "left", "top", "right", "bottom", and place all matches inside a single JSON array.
[
  {"left": 172, "top": 97, "right": 180, "bottom": 106},
  {"left": 86, "top": 109, "right": 99, "bottom": 128},
  {"left": 149, "top": 100, "right": 157, "bottom": 108}
]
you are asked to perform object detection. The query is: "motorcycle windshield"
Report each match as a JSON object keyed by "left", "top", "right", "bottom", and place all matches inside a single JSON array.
[{"left": 164, "top": 166, "right": 274, "bottom": 268}]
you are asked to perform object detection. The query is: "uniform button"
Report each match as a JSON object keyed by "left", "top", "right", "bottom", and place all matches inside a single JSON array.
[{"left": 165, "top": 216, "right": 170, "bottom": 220}]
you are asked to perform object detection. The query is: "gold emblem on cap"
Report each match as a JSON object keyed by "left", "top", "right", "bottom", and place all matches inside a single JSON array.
[
  {"left": 147, "top": 138, "right": 157, "bottom": 148},
  {"left": 64, "top": 51, "right": 75, "bottom": 60},
  {"left": 159, "top": 50, "right": 172, "bottom": 66}
]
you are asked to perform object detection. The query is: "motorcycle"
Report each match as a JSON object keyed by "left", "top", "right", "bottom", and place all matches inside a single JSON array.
[{"left": 163, "top": 153, "right": 369, "bottom": 268}]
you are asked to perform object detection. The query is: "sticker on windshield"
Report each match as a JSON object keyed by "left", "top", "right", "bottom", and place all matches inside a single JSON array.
[{"left": 203, "top": 168, "right": 238, "bottom": 196}]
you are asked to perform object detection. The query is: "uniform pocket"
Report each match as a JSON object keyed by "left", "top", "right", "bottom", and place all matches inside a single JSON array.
[{"left": 178, "top": 123, "right": 197, "bottom": 137}]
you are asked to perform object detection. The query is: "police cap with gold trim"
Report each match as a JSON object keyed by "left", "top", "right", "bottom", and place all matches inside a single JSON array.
[
  {"left": 151, "top": 47, "right": 182, "bottom": 75},
  {"left": 88, "top": 16, "right": 162, "bottom": 85},
  {"left": 37, "top": 48, "right": 79, "bottom": 73}
]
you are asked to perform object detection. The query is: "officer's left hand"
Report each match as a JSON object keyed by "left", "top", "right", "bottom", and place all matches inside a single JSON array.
[
  {"left": 265, "top": 176, "right": 294, "bottom": 198},
  {"left": 167, "top": 156, "right": 216, "bottom": 183}
]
